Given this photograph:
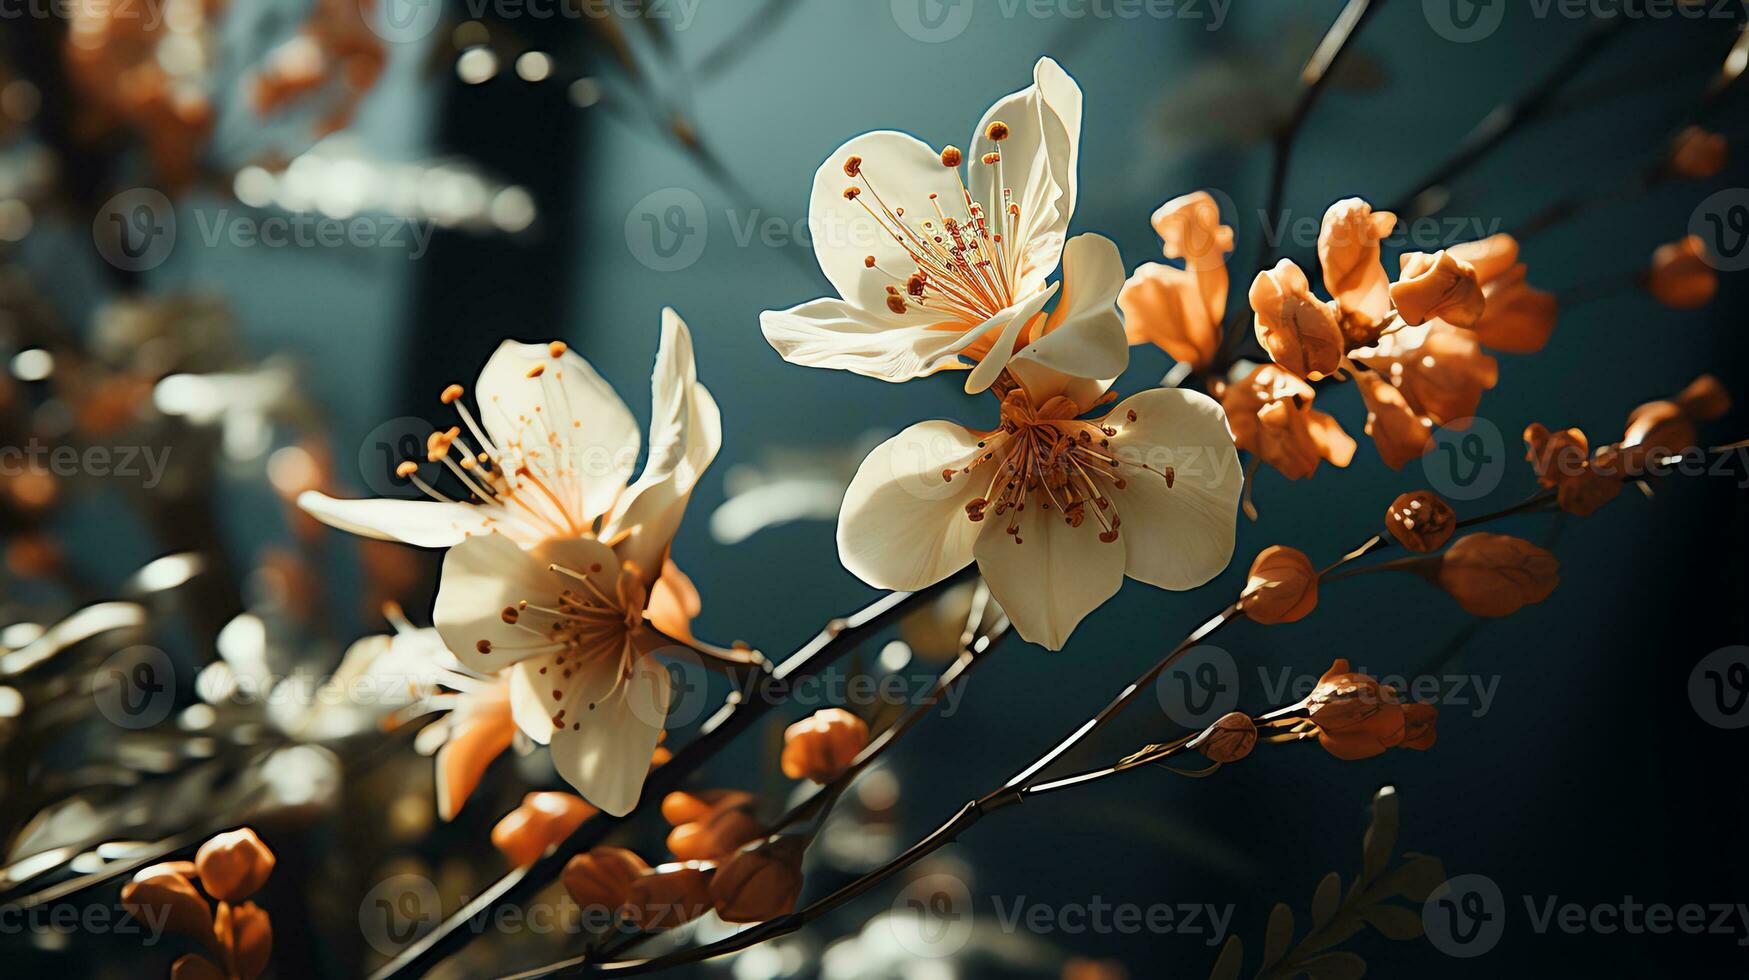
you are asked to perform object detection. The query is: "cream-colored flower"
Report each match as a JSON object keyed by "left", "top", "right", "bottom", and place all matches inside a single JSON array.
[
  {"left": 836, "top": 343, "right": 1240, "bottom": 650},
  {"left": 760, "top": 58, "right": 1127, "bottom": 394},
  {"left": 428, "top": 312, "right": 720, "bottom": 816}
]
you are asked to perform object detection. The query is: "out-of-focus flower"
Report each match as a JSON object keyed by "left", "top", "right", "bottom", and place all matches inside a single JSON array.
[
  {"left": 664, "top": 791, "right": 765, "bottom": 862},
  {"left": 1250, "top": 259, "right": 1343, "bottom": 381},
  {"left": 1620, "top": 373, "right": 1732, "bottom": 465},
  {"left": 1400, "top": 702, "right": 1439, "bottom": 751},
  {"left": 1669, "top": 125, "right": 1728, "bottom": 179},
  {"left": 121, "top": 865, "right": 213, "bottom": 942},
  {"left": 1301, "top": 659, "right": 1436, "bottom": 761},
  {"left": 562, "top": 847, "right": 650, "bottom": 916},
  {"left": 412, "top": 313, "right": 719, "bottom": 816},
  {"left": 1384, "top": 490, "right": 1455, "bottom": 552},
  {"left": 839, "top": 363, "right": 1241, "bottom": 649},
  {"left": 761, "top": 59, "right": 1129, "bottom": 394},
  {"left": 1239, "top": 545, "right": 1318, "bottom": 625},
  {"left": 247, "top": 0, "right": 385, "bottom": 136},
  {"left": 781, "top": 708, "right": 870, "bottom": 783},
  {"left": 1390, "top": 251, "right": 1484, "bottom": 328},
  {"left": 492, "top": 792, "right": 597, "bottom": 868},
  {"left": 1191, "top": 712, "right": 1257, "bottom": 764},
  {"left": 1450, "top": 235, "right": 1557, "bottom": 353},
  {"left": 212, "top": 901, "right": 272, "bottom": 980},
  {"left": 710, "top": 835, "right": 807, "bottom": 923},
  {"left": 1120, "top": 191, "right": 1232, "bottom": 371},
  {"left": 1355, "top": 370, "right": 1433, "bottom": 469},
  {"left": 1354, "top": 323, "right": 1498, "bottom": 429},
  {"left": 195, "top": 828, "right": 276, "bottom": 903},
  {"left": 625, "top": 864, "right": 714, "bottom": 931},
  {"left": 1063, "top": 959, "right": 1130, "bottom": 980},
  {"left": 1435, "top": 533, "right": 1559, "bottom": 617},
  {"left": 1218, "top": 365, "right": 1355, "bottom": 481},
  {"left": 1318, "top": 197, "right": 1397, "bottom": 326},
  {"left": 1646, "top": 236, "right": 1718, "bottom": 310}
]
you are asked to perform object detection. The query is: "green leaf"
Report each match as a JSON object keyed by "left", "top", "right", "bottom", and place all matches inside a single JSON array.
[
  {"left": 1360, "top": 904, "right": 1425, "bottom": 940},
  {"left": 1208, "top": 935, "right": 1244, "bottom": 980},
  {"left": 1260, "top": 903, "right": 1295, "bottom": 971},
  {"left": 1311, "top": 872, "right": 1342, "bottom": 928},
  {"left": 1372, "top": 854, "right": 1446, "bottom": 903},
  {"left": 1296, "top": 951, "right": 1367, "bottom": 980},
  {"left": 1360, "top": 786, "right": 1398, "bottom": 883}
]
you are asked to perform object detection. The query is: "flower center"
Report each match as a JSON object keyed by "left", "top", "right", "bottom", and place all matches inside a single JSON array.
[
  {"left": 842, "top": 122, "right": 1026, "bottom": 324},
  {"left": 473, "top": 559, "right": 649, "bottom": 732},
  {"left": 395, "top": 342, "right": 597, "bottom": 538},
  {"left": 946, "top": 391, "right": 1175, "bottom": 545}
]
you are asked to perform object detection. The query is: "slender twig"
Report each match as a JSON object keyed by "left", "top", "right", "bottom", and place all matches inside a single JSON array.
[{"left": 370, "top": 566, "right": 976, "bottom": 980}]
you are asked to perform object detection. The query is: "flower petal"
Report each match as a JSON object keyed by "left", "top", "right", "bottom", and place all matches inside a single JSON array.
[
  {"left": 1011, "top": 233, "right": 1128, "bottom": 384},
  {"left": 963, "top": 281, "right": 1058, "bottom": 394},
  {"left": 970, "top": 57, "right": 1082, "bottom": 293},
  {"left": 973, "top": 495, "right": 1124, "bottom": 651},
  {"left": 434, "top": 532, "right": 621, "bottom": 673},
  {"left": 837, "top": 420, "right": 988, "bottom": 591},
  {"left": 435, "top": 699, "right": 515, "bottom": 820},
  {"left": 606, "top": 309, "right": 722, "bottom": 585},
  {"left": 296, "top": 491, "right": 521, "bottom": 548},
  {"left": 474, "top": 340, "right": 641, "bottom": 528},
  {"left": 510, "top": 657, "right": 557, "bottom": 745},
  {"left": 807, "top": 131, "right": 969, "bottom": 323},
  {"left": 760, "top": 297, "right": 977, "bottom": 382},
  {"left": 1105, "top": 388, "right": 1242, "bottom": 590},
  {"left": 549, "top": 654, "right": 669, "bottom": 816}
]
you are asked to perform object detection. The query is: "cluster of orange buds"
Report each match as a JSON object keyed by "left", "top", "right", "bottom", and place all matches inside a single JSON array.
[
  {"left": 490, "top": 792, "right": 597, "bottom": 868},
  {"left": 558, "top": 789, "right": 808, "bottom": 929},
  {"left": 1524, "top": 374, "right": 1732, "bottom": 516},
  {"left": 120, "top": 829, "right": 275, "bottom": 980},
  {"left": 780, "top": 708, "right": 870, "bottom": 784},
  {"left": 1263, "top": 660, "right": 1439, "bottom": 761}
]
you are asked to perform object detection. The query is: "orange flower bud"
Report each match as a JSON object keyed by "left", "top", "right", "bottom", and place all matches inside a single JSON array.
[
  {"left": 780, "top": 708, "right": 870, "bottom": 784},
  {"left": 1669, "top": 125, "right": 1727, "bottom": 179},
  {"left": 1152, "top": 190, "right": 1234, "bottom": 275},
  {"left": 666, "top": 795, "right": 764, "bottom": 862},
  {"left": 1449, "top": 233, "right": 1520, "bottom": 286},
  {"left": 1355, "top": 370, "right": 1433, "bottom": 469},
  {"left": 1384, "top": 490, "right": 1455, "bottom": 552},
  {"left": 1191, "top": 712, "right": 1257, "bottom": 764},
  {"left": 1318, "top": 197, "right": 1397, "bottom": 324},
  {"left": 1471, "top": 263, "right": 1557, "bottom": 354},
  {"left": 1435, "top": 533, "right": 1560, "bottom": 617},
  {"left": 1356, "top": 323, "right": 1497, "bottom": 428},
  {"left": 1555, "top": 469, "right": 1623, "bottom": 518},
  {"left": 1305, "top": 659, "right": 1405, "bottom": 761},
  {"left": 213, "top": 900, "right": 272, "bottom": 980},
  {"left": 1400, "top": 702, "right": 1439, "bottom": 751},
  {"left": 491, "top": 792, "right": 598, "bottom": 868},
  {"left": 1239, "top": 545, "right": 1318, "bottom": 625},
  {"left": 1646, "top": 236, "right": 1717, "bottom": 310},
  {"left": 1250, "top": 259, "right": 1344, "bottom": 381},
  {"left": 1119, "top": 263, "right": 1222, "bottom": 371},
  {"left": 661, "top": 789, "right": 752, "bottom": 827},
  {"left": 1523, "top": 423, "right": 1591, "bottom": 488},
  {"left": 171, "top": 955, "right": 226, "bottom": 980},
  {"left": 1391, "top": 250, "right": 1484, "bottom": 327},
  {"left": 1219, "top": 365, "right": 1355, "bottom": 480},
  {"left": 121, "top": 867, "right": 213, "bottom": 943},
  {"left": 624, "top": 865, "right": 714, "bottom": 932},
  {"left": 195, "top": 828, "right": 275, "bottom": 903},
  {"left": 710, "top": 835, "right": 807, "bottom": 924},
  {"left": 1674, "top": 373, "right": 1731, "bottom": 423},
  {"left": 562, "top": 847, "right": 650, "bottom": 916}
]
